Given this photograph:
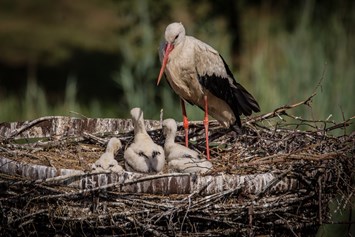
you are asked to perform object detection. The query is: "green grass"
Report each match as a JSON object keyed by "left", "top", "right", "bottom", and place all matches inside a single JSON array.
[{"left": 239, "top": 6, "right": 354, "bottom": 134}]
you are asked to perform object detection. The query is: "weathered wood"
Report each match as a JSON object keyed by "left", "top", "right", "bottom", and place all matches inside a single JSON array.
[
  {"left": 0, "top": 156, "right": 327, "bottom": 196},
  {"left": 0, "top": 116, "right": 162, "bottom": 140}
]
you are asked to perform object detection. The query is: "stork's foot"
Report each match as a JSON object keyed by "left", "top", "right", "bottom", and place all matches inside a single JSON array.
[{"left": 231, "top": 123, "right": 243, "bottom": 135}]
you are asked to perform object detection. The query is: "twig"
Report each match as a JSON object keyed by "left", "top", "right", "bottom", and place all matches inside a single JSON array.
[
  {"left": 69, "top": 111, "right": 88, "bottom": 119},
  {"left": 248, "top": 92, "right": 317, "bottom": 124},
  {"left": 318, "top": 176, "right": 323, "bottom": 225},
  {"left": 6, "top": 116, "right": 57, "bottom": 139},
  {"left": 274, "top": 213, "right": 299, "bottom": 237},
  {"left": 83, "top": 132, "right": 107, "bottom": 145},
  {"left": 9, "top": 209, "right": 48, "bottom": 225},
  {"left": 180, "top": 195, "right": 192, "bottom": 235},
  {"left": 312, "top": 63, "right": 327, "bottom": 94},
  {"left": 181, "top": 180, "right": 212, "bottom": 201},
  {"left": 248, "top": 205, "right": 254, "bottom": 236},
  {"left": 324, "top": 116, "right": 354, "bottom": 132},
  {"left": 125, "top": 216, "right": 168, "bottom": 237},
  {"left": 121, "top": 173, "right": 191, "bottom": 186}
]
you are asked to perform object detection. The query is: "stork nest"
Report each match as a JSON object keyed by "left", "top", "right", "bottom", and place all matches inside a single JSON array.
[{"left": 0, "top": 93, "right": 354, "bottom": 237}]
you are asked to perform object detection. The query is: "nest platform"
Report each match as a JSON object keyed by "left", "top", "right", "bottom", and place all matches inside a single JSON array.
[{"left": 0, "top": 101, "right": 354, "bottom": 236}]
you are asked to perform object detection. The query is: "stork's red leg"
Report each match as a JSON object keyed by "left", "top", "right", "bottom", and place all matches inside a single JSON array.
[
  {"left": 203, "top": 95, "right": 210, "bottom": 160},
  {"left": 180, "top": 99, "right": 189, "bottom": 147}
]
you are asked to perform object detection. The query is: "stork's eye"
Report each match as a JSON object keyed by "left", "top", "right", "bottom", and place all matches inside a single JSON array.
[{"left": 174, "top": 34, "right": 179, "bottom": 40}]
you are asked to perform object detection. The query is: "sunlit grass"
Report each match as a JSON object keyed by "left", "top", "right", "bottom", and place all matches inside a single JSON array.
[
  {"left": 0, "top": 77, "right": 117, "bottom": 122},
  {"left": 239, "top": 7, "right": 354, "bottom": 134}
]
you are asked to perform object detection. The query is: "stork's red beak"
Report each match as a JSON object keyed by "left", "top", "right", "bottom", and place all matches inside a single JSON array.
[{"left": 157, "top": 43, "right": 174, "bottom": 85}]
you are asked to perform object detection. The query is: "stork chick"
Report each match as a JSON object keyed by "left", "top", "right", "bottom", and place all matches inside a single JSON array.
[
  {"left": 124, "top": 108, "right": 165, "bottom": 173},
  {"left": 162, "top": 118, "right": 212, "bottom": 173},
  {"left": 92, "top": 137, "right": 123, "bottom": 173}
]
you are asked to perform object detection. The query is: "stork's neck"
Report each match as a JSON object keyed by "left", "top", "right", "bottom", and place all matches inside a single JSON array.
[
  {"left": 106, "top": 145, "right": 115, "bottom": 154},
  {"left": 164, "top": 129, "right": 176, "bottom": 147},
  {"left": 134, "top": 120, "right": 149, "bottom": 136}
]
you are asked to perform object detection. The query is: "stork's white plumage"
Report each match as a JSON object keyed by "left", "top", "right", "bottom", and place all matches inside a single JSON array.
[
  {"left": 92, "top": 137, "right": 123, "bottom": 173},
  {"left": 168, "top": 158, "right": 212, "bottom": 174},
  {"left": 157, "top": 22, "right": 260, "bottom": 160},
  {"left": 162, "top": 118, "right": 199, "bottom": 162},
  {"left": 124, "top": 108, "right": 165, "bottom": 173},
  {"left": 162, "top": 118, "right": 212, "bottom": 173}
]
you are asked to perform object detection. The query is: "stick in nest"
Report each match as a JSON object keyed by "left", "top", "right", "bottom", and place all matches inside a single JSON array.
[
  {"left": 247, "top": 70, "right": 327, "bottom": 125},
  {"left": 5, "top": 116, "right": 58, "bottom": 140}
]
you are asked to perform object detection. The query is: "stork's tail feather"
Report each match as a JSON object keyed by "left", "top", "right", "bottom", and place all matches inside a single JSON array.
[
  {"left": 219, "top": 55, "right": 260, "bottom": 117},
  {"left": 232, "top": 82, "right": 260, "bottom": 116}
]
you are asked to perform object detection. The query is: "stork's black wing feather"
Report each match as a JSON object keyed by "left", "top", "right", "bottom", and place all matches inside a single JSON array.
[
  {"left": 197, "top": 54, "right": 260, "bottom": 128},
  {"left": 220, "top": 56, "right": 260, "bottom": 115}
]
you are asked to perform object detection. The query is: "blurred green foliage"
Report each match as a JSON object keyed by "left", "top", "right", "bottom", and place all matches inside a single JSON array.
[
  {"left": 0, "top": 0, "right": 121, "bottom": 64},
  {"left": 316, "top": 195, "right": 355, "bottom": 237},
  {"left": 0, "top": 0, "right": 354, "bottom": 132}
]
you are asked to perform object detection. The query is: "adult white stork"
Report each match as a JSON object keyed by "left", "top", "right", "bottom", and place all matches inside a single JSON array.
[{"left": 157, "top": 22, "right": 260, "bottom": 160}]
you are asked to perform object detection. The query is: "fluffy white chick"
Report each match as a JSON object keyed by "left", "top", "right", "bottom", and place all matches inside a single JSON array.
[{"left": 92, "top": 137, "right": 123, "bottom": 173}]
